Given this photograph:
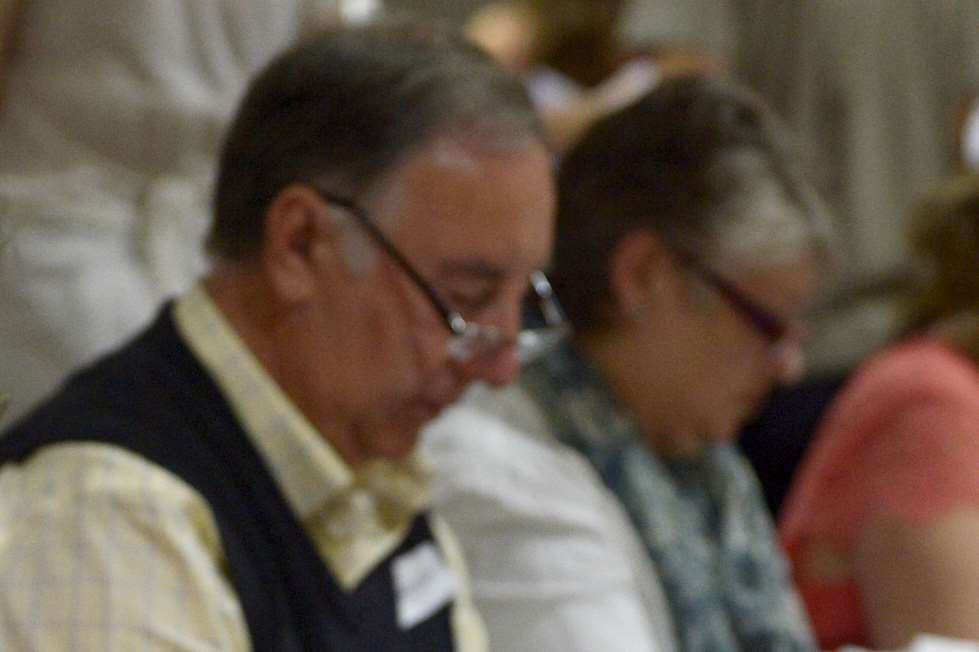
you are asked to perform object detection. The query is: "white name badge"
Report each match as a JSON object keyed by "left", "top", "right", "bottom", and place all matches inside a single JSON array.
[{"left": 392, "top": 541, "right": 458, "bottom": 630}]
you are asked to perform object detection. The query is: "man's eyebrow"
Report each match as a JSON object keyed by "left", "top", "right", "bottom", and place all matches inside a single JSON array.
[
  {"left": 436, "top": 256, "right": 555, "bottom": 279},
  {"left": 435, "top": 260, "right": 507, "bottom": 281}
]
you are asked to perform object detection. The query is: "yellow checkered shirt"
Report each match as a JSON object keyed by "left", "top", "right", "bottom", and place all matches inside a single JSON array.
[{"left": 0, "top": 284, "right": 487, "bottom": 651}]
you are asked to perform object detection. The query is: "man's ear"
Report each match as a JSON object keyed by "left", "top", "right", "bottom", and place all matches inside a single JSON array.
[
  {"left": 260, "top": 184, "right": 344, "bottom": 303},
  {"left": 607, "top": 229, "right": 672, "bottom": 320}
]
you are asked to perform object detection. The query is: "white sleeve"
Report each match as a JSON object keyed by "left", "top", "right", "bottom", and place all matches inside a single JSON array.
[
  {"left": 0, "top": 443, "right": 249, "bottom": 652},
  {"left": 422, "top": 388, "right": 675, "bottom": 652}
]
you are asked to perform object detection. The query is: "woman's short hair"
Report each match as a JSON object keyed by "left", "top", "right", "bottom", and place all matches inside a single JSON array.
[{"left": 552, "top": 75, "right": 833, "bottom": 332}]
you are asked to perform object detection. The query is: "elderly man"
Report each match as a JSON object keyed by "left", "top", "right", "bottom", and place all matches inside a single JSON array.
[{"left": 0, "top": 22, "right": 558, "bottom": 651}]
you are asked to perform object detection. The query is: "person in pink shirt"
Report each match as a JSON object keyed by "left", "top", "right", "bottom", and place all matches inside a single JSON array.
[{"left": 780, "top": 173, "right": 979, "bottom": 649}]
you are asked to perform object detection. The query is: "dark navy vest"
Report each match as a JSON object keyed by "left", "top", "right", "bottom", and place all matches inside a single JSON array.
[{"left": 0, "top": 306, "right": 457, "bottom": 651}]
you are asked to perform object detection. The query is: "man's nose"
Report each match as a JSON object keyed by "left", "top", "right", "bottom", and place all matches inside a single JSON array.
[
  {"left": 473, "top": 343, "right": 521, "bottom": 386},
  {"left": 460, "top": 299, "right": 524, "bottom": 387}
]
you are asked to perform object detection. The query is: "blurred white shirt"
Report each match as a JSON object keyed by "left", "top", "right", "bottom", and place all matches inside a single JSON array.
[
  {"left": 842, "top": 634, "right": 979, "bottom": 652},
  {"left": 423, "top": 382, "right": 676, "bottom": 652}
]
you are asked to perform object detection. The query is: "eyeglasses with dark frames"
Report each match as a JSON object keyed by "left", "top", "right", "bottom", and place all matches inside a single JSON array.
[
  {"left": 673, "top": 250, "right": 790, "bottom": 344},
  {"left": 315, "top": 189, "right": 568, "bottom": 363}
]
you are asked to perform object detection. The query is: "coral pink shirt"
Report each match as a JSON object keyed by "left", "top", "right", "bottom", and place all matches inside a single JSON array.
[{"left": 779, "top": 339, "right": 979, "bottom": 649}]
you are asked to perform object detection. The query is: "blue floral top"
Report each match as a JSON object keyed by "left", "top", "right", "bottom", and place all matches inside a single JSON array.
[{"left": 520, "top": 342, "right": 816, "bottom": 652}]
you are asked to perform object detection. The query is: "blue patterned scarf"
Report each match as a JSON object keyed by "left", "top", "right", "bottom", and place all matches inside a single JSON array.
[{"left": 520, "top": 342, "right": 816, "bottom": 652}]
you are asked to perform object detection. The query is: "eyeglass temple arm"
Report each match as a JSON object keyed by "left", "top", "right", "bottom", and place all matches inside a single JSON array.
[
  {"left": 317, "top": 191, "right": 462, "bottom": 332},
  {"left": 673, "top": 249, "right": 785, "bottom": 342},
  {"left": 529, "top": 270, "right": 567, "bottom": 327}
]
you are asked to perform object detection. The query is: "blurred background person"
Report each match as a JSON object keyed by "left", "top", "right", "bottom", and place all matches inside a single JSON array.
[
  {"left": 0, "top": 0, "right": 18, "bottom": 101},
  {"left": 464, "top": 0, "right": 723, "bottom": 152},
  {"left": 0, "top": 206, "right": 6, "bottom": 420},
  {"left": 425, "top": 76, "right": 832, "bottom": 652},
  {"left": 780, "top": 173, "right": 979, "bottom": 650},
  {"left": 605, "top": 0, "right": 979, "bottom": 518},
  {"left": 0, "top": 0, "right": 376, "bottom": 424},
  {"left": 732, "top": 0, "right": 979, "bottom": 381}
]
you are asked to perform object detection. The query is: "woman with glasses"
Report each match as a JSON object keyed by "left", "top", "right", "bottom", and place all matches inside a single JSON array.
[
  {"left": 781, "top": 174, "right": 979, "bottom": 649},
  {"left": 424, "top": 76, "right": 831, "bottom": 652}
]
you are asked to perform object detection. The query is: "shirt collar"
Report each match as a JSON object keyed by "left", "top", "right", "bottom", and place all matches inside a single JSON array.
[
  {"left": 173, "top": 283, "right": 434, "bottom": 587},
  {"left": 174, "top": 283, "right": 353, "bottom": 519}
]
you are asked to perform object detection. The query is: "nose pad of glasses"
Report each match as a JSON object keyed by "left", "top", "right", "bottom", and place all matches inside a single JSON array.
[{"left": 517, "top": 326, "right": 569, "bottom": 364}]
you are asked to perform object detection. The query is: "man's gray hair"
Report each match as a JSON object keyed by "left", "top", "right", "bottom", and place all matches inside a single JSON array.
[{"left": 208, "top": 20, "right": 543, "bottom": 261}]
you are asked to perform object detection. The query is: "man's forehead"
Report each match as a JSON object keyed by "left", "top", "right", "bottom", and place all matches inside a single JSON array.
[
  {"left": 393, "top": 134, "right": 547, "bottom": 185},
  {"left": 376, "top": 136, "right": 555, "bottom": 260},
  {"left": 427, "top": 139, "right": 483, "bottom": 174}
]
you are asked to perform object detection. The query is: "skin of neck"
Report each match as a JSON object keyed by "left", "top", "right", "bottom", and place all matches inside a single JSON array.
[{"left": 203, "top": 265, "right": 367, "bottom": 467}]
